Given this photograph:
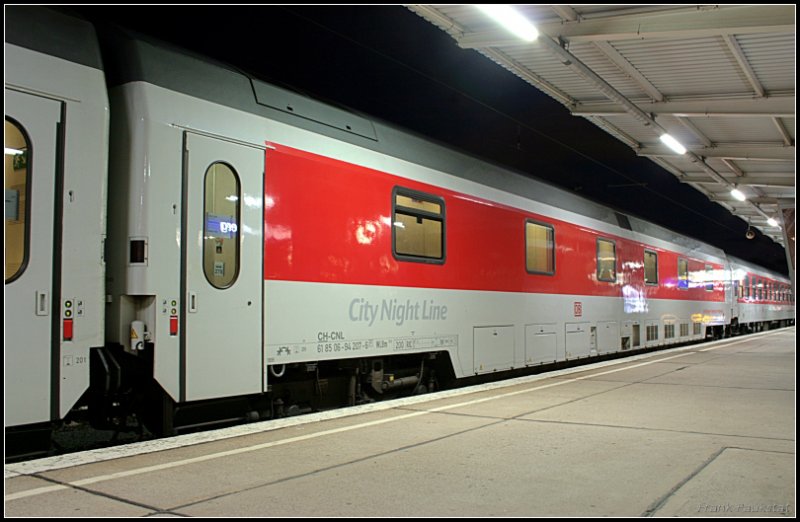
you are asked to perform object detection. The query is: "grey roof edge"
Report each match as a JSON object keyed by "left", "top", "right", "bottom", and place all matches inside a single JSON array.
[
  {"left": 726, "top": 254, "right": 791, "bottom": 280},
  {"left": 5, "top": 6, "right": 104, "bottom": 71}
]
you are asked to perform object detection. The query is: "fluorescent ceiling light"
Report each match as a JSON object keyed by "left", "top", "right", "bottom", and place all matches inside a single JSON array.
[
  {"left": 5, "top": 147, "right": 24, "bottom": 155},
  {"left": 659, "top": 134, "right": 687, "bottom": 155},
  {"left": 475, "top": 5, "right": 539, "bottom": 42},
  {"left": 730, "top": 188, "right": 747, "bottom": 201},
  {"left": 767, "top": 217, "right": 779, "bottom": 227}
]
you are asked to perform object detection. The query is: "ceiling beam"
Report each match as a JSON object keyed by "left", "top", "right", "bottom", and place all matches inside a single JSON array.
[
  {"left": 639, "top": 144, "right": 795, "bottom": 161},
  {"left": 722, "top": 35, "right": 765, "bottom": 97},
  {"left": 708, "top": 195, "right": 794, "bottom": 205},
  {"left": 772, "top": 117, "right": 794, "bottom": 146},
  {"left": 479, "top": 48, "right": 575, "bottom": 106},
  {"left": 679, "top": 175, "right": 795, "bottom": 188},
  {"left": 675, "top": 117, "right": 714, "bottom": 148},
  {"left": 592, "top": 41, "right": 665, "bottom": 102},
  {"left": 572, "top": 95, "right": 795, "bottom": 118}
]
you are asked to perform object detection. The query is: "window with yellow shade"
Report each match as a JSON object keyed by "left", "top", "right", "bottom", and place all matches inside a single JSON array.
[
  {"left": 525, "top": 220, "right": 555, "bottom": 275},
  {"left": 392, "top": 187, "right": 445, "bottom": 263},
  {"left": 5, "top": 118, "right": 30, "bottom": 282}
]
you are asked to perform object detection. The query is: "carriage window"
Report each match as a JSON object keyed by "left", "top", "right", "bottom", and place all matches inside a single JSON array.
[
  {"left": 392, "top": 187, "right": 444, "bottom": 263},
  {"left": 203, "top": 162, "right": 240, "bottom": 289},
  {"left": 646, "top": 324, "right": 659, "bottom": 341},
  {"left": 678, "top": 258, "right": 689, "bottom": 290},
  {"left": 664, "top": 324, "right": 675, "bottom": 339},
  {"left": 705, "top": 265, "right": 714, "bottom": 291},
  {"left": 525, "top": 220, "right": 555, "bottom": 275},
  {"left": 744, "top": 275, "right": 750, "bottom": 298},
  {"left": 644, "top": 250, "right": 658, "bottom": 285},
  {"left": 597, "top": 238, "right": 616, "bottom": 282},
  {"left": 5, "top": 118, "right": 30, "bottom": 282}
]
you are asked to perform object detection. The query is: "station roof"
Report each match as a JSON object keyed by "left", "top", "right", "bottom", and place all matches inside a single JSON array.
[{"left": 408, "top": 5, "right": 795, "bottom": 255}]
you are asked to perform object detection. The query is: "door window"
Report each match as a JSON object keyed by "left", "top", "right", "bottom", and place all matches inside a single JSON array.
[
  {"left": 5, "top": 118, "right": 30, "bottom": 282},
  {"left": 203, "top": 162, "right": 240, "bottom": 288}
]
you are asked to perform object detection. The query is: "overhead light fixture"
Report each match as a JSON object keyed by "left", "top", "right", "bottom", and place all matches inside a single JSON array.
[
  {"left": 475, "top": 5, "right": 539, "bottom": 42},
  {"left": 5, "top": 147, "right": 24, "bottom": 155},
  {"left": 767, "top": 217, "right": 779, "bottom": 227},
  {"left": 659, "top": 133, "right": 687, "bottom": 155},
  {"left": 730, "top": 187, "right": 747, "bottom": 201}
]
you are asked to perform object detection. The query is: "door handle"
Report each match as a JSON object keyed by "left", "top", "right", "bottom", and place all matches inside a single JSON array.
[
  {"left": 189, "top": 291, "right": 198, "bottom": 313},
  {"left": 36, "top": 290, "right": 49, "bottom": 316}
]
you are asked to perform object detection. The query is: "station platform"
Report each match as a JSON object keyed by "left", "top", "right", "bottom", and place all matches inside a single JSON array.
[{"left": 5, "top": 327, "right": 795, "bottom": 517}]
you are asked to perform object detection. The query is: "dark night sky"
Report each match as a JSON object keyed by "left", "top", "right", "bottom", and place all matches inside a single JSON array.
[{"left": 70, "top": 5, "right": 789, "bottom": 274}]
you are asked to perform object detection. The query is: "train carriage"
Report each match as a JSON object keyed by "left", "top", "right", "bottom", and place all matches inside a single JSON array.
[
  {"left": 4, "top": 7, "right": 794, "bottom": 448},
  {"left": 5, "top": 7, "right": 108, "bottom": 435}
]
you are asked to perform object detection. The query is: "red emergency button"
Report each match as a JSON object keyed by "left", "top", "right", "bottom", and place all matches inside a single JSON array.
[
  {"left": 63, "top": 318, "right": 74, "bottom": 341},
  {"left": 170, "top": 315, "right": 178, "bottom": 336}
]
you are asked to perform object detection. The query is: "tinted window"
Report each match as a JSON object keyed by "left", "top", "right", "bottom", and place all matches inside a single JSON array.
[{"left": 644, "top": 250, "right": 658, "bottom": 285}]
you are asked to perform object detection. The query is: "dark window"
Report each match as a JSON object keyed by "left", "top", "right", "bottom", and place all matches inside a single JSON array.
[
  {"left": 678, "top": 258, "right": 689, "bottom": 290},
  {"left": 392, "top": 187, "right": 445, "bottom": 263},
  {"left": 644, "top": 250, "right": 658, "bottom": 286},
  {"left": 646, "top": 324, "right": 659, "bottom": 341},
  {"left": 664, "top": 324, "right": 675, "bottom": 339},
  {"left": 525, "top": 220, "right": 555, "bottom": 275},
  {"left": 597, "top": 238, "right": 616, "bottom": 282}
]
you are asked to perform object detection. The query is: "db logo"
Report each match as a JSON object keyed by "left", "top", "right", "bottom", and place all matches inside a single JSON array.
[{"left": 574, "top": 302, "right": 583, "bottom": 317}]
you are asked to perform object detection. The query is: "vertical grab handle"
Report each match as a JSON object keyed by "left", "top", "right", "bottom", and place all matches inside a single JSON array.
[
  {"left": 35, "top": 291, "right": 49, "bottom": 316},
  {"left": 189, "top": 292, "right": 198, "bottom": 313}
]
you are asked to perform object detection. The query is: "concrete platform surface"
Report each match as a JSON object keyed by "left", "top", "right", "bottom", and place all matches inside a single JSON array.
[{"left": 5, "top": 328, "right": 795, "bottom": 517}]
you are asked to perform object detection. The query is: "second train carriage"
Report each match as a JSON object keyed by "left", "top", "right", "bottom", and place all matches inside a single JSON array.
[{"left": 4, "top": 7, "right": 795, "bottom": 440}]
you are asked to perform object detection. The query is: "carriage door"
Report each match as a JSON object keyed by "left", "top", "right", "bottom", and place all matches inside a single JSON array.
[
  {"left": 183, "top": 133, "right": 263, "bottom": 401},
  {"left": 5, "top": 89, "right": 62, "bottom": 426}
]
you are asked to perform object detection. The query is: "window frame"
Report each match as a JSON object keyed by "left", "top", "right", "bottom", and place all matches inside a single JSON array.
[
  {"left": 644, "top": 249, "right": 659, "bottom": 286},
  {"left": 705, "top": 264, "right": 714, "bottom": 292},
  {"left": 524, "top": 219, "right": 556, "bottom": 276},
  {"left": 665, "top": 323, "right": 675, "bottom": 339},
  {"left": 596, "top": 237, "right": 617, "bottom": 283},
  {"left": 677, "top": 258, "right": 689, "bottom": 290},
  {"left": 202, "top": 161, "right": 242, "bottom": 289},
  {"left": 391, "top": 186, "right": 446, "bottom": 265}
]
